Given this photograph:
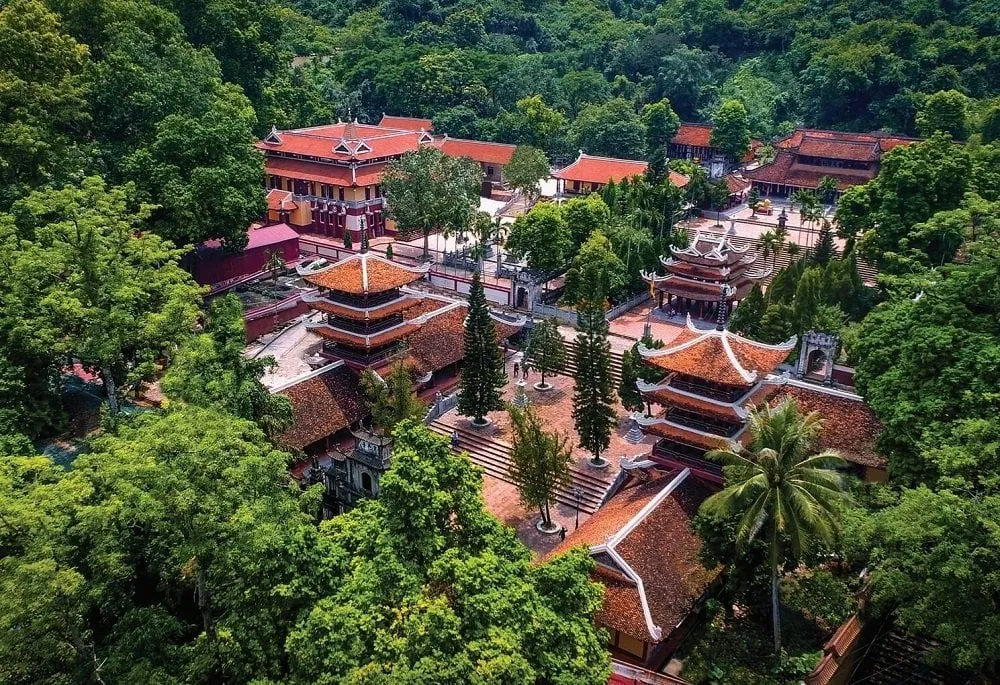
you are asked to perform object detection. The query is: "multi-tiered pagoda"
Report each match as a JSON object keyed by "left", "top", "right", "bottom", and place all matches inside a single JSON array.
[
  {"left": 642, "top": 226, "right": 771, "bottom": 320},
  {"left": 298, "top": 240, "right": 432, "bottom": 368},
  {"left": 633, "top": 315, "right": 796, "bottom": 483}
]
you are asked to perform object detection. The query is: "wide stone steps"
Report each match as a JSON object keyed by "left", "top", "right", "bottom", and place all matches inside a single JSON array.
[
  {"left": 559, "top": 342, "right": 624, "bottom": 388},
  {"left": 429, "top": 419, "right": 612, "bottom": 514}
]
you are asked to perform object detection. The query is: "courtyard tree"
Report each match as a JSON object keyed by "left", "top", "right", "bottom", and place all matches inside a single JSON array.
[
  {"left": 508, "top": 405, "right": 573, "bottom": 532},
  {"left": 458, "top": 270, "right": 506, "bottom": 426},
  {"left": 811, "top": 220, "right": 837, "bottom": 265},
  {"left": 617, "top": 346, "right": 645, "bottom": 414},
  {"left": 711, "top": 99, "right": 751, "bottom": 162},
  {"left": 701, "top": 398, "right": 848, "bottom": 653},
  {"left": 562, "top": 230, "right": 627, "bottom": 305},
  {"left": 505, "top": 201, "right": 572, "bottom": 274},
  {"left": 563, "top": 193, "right": 612, "bottom": 248},
  {"left": 817, "top": 175, "right": 839, "bottom": 205},
  {"left": 162, "top": 294, "right": 293, "bottom": 438},
  {"left": 728, "top": 283, "right": 767, "bottom": 338},
  {"left": 360, "top": 359, "right": 425, "bottom": 434},
  {"left": 525, "top": 317, "right": 566, "bottom": 390},
  {"left": 0, "top": 177, "right": 203, "bottom": 417},
  {"left": 572, "top": 295, "right": 617, "bottom": 468},
  {"left": 382, "top": 145, "right": 481, "bottom": 259},
  {"left": 505, "top": 145, "right": 550, "bottom": 202}
]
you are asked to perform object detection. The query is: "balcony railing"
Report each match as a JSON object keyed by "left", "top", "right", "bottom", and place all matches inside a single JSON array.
[{"left": 326, "top": 313, "right": 403, "bottom": 335}]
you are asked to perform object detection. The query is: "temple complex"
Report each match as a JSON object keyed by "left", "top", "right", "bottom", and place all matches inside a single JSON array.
[
  {"left": 642, "top": 226, "right": 771, "bottom": 319},
  {"left": 633, "top": 316, "right": 797, "bottom": 483},
  {"left": 257, "top": 117, "right": 516, "bottom": 240},
  {"left": 668, "top": 123, "right": 760, "bottom": 178},
  {"left": 744, "top": 128, "right": 919, "bottom": 198}
]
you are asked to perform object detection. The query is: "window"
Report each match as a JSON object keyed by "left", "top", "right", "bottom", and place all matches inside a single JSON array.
[
  {"left": 613, "top": 631, "right": 646, "bottom": 658},
  {"left": 361, "top": 471, "right": 373, "bottom": 494},
  {"left": 338, "top": 187, "right": 345, "bottom": 202},
  {"left": 365, "top": 186, "right": 371, "bottom": 201},
  {"left": 573, "top": 180, "right": 580, "bottom": 191}
]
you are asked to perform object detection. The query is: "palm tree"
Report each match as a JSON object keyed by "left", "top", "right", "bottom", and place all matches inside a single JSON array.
[
  {"left": 759, "top": 230, "right": 778, "bottom": 270},
  {"left": 700, "top": 398, "right": 848, "bottom": 654}
]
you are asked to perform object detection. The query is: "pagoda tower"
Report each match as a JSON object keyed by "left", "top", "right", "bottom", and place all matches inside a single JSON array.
[
  {"left": 642, "top": 225, "right": 770, "bottom": 319},
  {"left": 633, "top": 314, "right": 796, "bottom": 483},
  {"left": 298, "top": 232, "right": 432, "bottom": 368}
]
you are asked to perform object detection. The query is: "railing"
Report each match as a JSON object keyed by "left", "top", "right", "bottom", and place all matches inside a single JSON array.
[
  {"left": 653, "top": 443, "right": 724, "bottom": 478},
  {"left": 327, "top": 313, "right": 403, "bottom": 334},
  {"left": 424, "top": 391, "right": 459, "bottom": 424},
  {"left": 532, "top": 302, "right": 578, "bottom": 325},
  {"left": 321, "top": 341, "right": 406, "bottom": 366},
  {"left": 605, "top": 291, "right": 650, "bottom": 321}
]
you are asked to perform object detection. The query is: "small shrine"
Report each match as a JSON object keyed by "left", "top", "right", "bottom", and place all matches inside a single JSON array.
[
  {"left": 323, "top": 428, "right": 393, "bottom": 516},
  {"left": 642, "top": 225, "right": 771, "bottom": 320},
  {"left": 298, "top": 228, "right": 431, "bottom": 368},
  {"left": 633, "top": 313, "right": 796, "bottom": 483}
]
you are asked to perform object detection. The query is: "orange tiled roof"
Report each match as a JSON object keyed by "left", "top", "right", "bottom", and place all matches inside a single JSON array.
[
  {"left": 378, "top": 114, "right": 433, "bottom": 131},
  {"left": 556, "top": 153, "right": 688, "bottom": 187},
  {"left": 405, "top": 302, "right": 523, "bottom": 375},
  {"left": 639, "top": 317, "right": 795, "bottom": 387},
  {"left": 438, "top": 137, "right": 516, "bottom": 165},
  {"left": 276, "top": 365, "right": 366, "bottom": 450},
  {"left": 306, "top": 294, "right": 421, "bottom": 321},
  {"left": 744, "top": 151, "right": 875, "bottom": 191},
  {"left": 257, "top": 122, "right": 428, "bottom": 162},
  {"left": 300, "top": 252, "right": 428, "bottom": 294},
  {"left": 265, "top": 157, "right": 384, "bottom": 187},
  {"left": 776, "top": 128, "right": 921, "bottom": 152},
  {"left": 797, "top": 135, "right": 879, "bottom": 162},
  {"left": 310, "top": 322, "right": 419, "bottom": 349},
  {"left": 640, "top": 419, "right": 732, "bottom": 451},
  {"left": 266, "top": 188, "right": 297, "bottom": 211},
  {"left": 776, "top": 385, "right": 885, "bottom": 469},
  {"left": 723, "top": 173, "right": 751, "bottom": 194},
  {"left": 548, "top": 471, "right": 719, "bottom": 643},
  {"left": 671, "top": 123, "right": 713, "bottom": 148}
]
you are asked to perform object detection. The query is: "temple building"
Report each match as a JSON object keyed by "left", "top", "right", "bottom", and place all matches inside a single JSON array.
[
  {"left": 257, "top": 117, "right": 516, "bottom": 240},
  {"left": 547, "top": 465, "right": 720, "bottom": 669},
  {"left": 642, "top": 226, "right": 771, "bottom": 319},
  {"left": 744, "top": 128, "right": 919, "bottom": 198},
  {"left": 323, "top": 428, "right": 394, "bottom": 516},
  {"left": 667, "top": 123, "right": 760, "bottom": 178},
  {"left": 553, "top": 152, "right": 689, "bottom": 197},
  {"left": 633, "top": 316, "right": 797, "bottom": 483}
]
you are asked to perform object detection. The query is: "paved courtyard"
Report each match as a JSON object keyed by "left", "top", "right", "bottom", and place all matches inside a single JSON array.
[{"left": 436, "top": 353, "right": 658, "bottom": 557}]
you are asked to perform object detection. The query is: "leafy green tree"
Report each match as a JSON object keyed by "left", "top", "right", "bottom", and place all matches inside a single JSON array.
[
  {"left": 853, "top": 239, "right": 1000, "bottom": 483},
  {"left": 508, "top": 405, "right": 573, "bottom": 531},
  {"left": 504, "top": 145, "right": 550, "bottom": 202},
  {"left": 0, "top": 407, "right": 336, "bottom": 683},
  {"left": 817, "top": 175, "right": 839, "bottom": 205},
  {"left": 1, "top": 177, "right": 203, "bottom": 417},
  {"left": 980, "top": 104, "right": 1000, "bottom": 143},
  {"left": 458, "top": 270, "right": 506, "bottom": 426},
  {"left": 572, "top": 296, "right": 616, "bottom": 467},
  {"left": 711, "top": 99, "right": 751, "bottom": 161},
  {"left": 496, "top": 95, "right": 566, "bottom": 150},
  {"left": 701, "top": 398, "right": 848, "bottom": 653},
  {"left": 0, "top": 0, "right": 89, "bottom": 210},
  {"left": 162, "top": 294, "right": 292, "bottom": 437},
  {"left": 360, "top": 360, "right": 425, "bottom": 434},
  {"left": 708, "top": 181, "right": 730, "bottom": 225},
  {"left": 570, "top": 98, "right": 646, "bottom": 159},
  {"left": 561, "top": 69, "right": 612, "bottom": 116},
  {"left": 382, "top": 146, "right": 481, "bottom": 259},
  {"left": 641, "top": 98, "right": 681, "bottom": 150},
  {"left": 285, "top": 421, "right": 611, "bottom": 684},
  {"left": 916, "top": 89, "right": 970, "bottom": 139},
  {"left": 747, "top": 186, "right": 761, "bottom": 215},
  {"left": 505, "top": 202, "right": 572, "bottom": 274},
  {"left": 729, "top": 284, "right": 766, "bottom": 338},
  {"left": 524, "top": 317, "right": 565, "bottom": 390},
  {"left": 122, "top": 85, "right": 266, "bottom": 250},
  {"left": 563, "top": 193, "right": 611, "bottom": 247},
  {"left": 563, "top": 231, "right": 627, "bottom": 305}
]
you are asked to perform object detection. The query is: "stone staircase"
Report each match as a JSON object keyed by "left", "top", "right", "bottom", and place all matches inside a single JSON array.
[
  {"left": 559, "top": 341, "right": 624, "bottom": 388},
  {"left": 428, "top": 419, "right": 613, "bottom": 514}
]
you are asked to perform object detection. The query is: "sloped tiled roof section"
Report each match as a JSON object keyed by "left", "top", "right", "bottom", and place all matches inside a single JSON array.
[
  {"left": 777, "top": 385, "right": 885, "bottom": 469},
  {"left": 300, "top": 252, "right": 429, "bottom": 294},
  {"left": 277, "top": 365, "right": 366, "bottom": 450}
]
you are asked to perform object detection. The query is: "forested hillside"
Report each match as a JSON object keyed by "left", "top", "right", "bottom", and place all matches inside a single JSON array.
[{"left": 283, "top": 0, "right": 1000, "bottom": 156}]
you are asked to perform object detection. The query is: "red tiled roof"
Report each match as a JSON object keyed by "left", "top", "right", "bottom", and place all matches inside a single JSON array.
[
  {"left": 302, "top": 253, "right": 427, "bottom": 294},
  {"left": 668, "top": 170, "right": 690, "bottom": 188},
  {"left": 378, "top": 114, "right": 433, "bottom": 131},
  {"left": 265, "top": 156, "right": 386, "bottom": 187},
  {"left": 405, "top": 303, "right": 522, "bottom": 375},
  {"left": 775, "top": 128, "right": 920, "bottom": 152},
  {"left": 310, "top": 322, "right": 420, "bottom": 349},
  {"left": 307, "top": 295, "right": 421, "bottom": 321},
  {"left": 257, "top": 123, "right": 428, "bottom": 162},
  {"left": 723, "top": 173, "right": 751, "bottom": 194},
  {"left": 776, "top": 385, "right": 885, "bottom": 469},
  {"left": 554, "top": 154, "right": 647, "bottom": 184},
  {"left": 548, "top": 471, "right": 719, "bottom": 643},
  {"left": 266, "top": 189, "right": 297, "bottom": 211},
  {"left": 438, "top": 137, "right": 516, "bottom": 165},
  {"left": 641, "top": 319, "right": 795, "bottom": 387},
  {"left": 645, "top": 385, "right": 744, "bottom": 422},
  {"left": 744, "top": 151, "right": 875, "bottom": 191},
  {"left": 641, "top": 420, "right": 731, "bottom": 451},
  {"left": 797, "top": 135, "right": 879, "bottom": 162},
  {"left": 277, "top": 366, "right": 366, "bottom": 450},
  {"left": 671, "top": 123, "right": 713, "bottom": 148}
]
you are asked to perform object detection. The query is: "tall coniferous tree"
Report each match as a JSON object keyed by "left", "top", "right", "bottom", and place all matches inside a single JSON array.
[
  {"left": 458, "top": 270, "right": 506, "bottom": 426},
  {"left": 572, "top": 295, "right": 616, "bottom": 467},
  {"left": 812, "top": 220, "right": 837, "bottom": 266}
]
